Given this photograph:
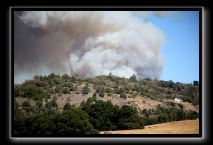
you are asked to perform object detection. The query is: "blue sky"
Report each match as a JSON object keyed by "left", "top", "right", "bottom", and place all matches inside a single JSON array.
[{"left": 149, "top": 11, "right": 199, "bottom": 83}]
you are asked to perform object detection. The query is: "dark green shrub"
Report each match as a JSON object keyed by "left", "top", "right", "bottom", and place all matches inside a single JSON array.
[
  {"left": 45, "top": 99, "right": 58, "bottom": 111},
  {"left": 22, "top": 100, "right": 31, "bottom": 112},
  {"left": 63, "top": 87, "right": 70, "bottom": 94},
  {"left": 82, "top": 86, "right": 90, "bottom": 94},
  {"left": 63, "top": 102, "right": 72, "bottom": 110},
  {"left": 129, "top": 74, "right": 137, "bottom": 82}
]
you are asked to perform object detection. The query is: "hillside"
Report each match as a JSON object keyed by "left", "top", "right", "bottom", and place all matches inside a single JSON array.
[
  {"left": 15, "top": 73, "right": 199, "bottom": 112},
  {"left": 14, "top": 73, "right": 199, "bottom": 135}
]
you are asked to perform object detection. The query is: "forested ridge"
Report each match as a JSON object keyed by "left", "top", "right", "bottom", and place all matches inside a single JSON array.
[{"left": 14, "top": 73, "right": 199, "bottom": 136}]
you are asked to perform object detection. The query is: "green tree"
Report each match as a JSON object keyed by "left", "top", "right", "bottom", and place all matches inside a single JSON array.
[
  {"left": 34, "top": 101, "right": 43, "bottom": 113},
  {"left": 63, "top": 102, "right": 72, "bottom": 110},
  {"left": 142, "top": 109, "right": 150, "bottom": 117},
  {"left": 20, "top": 83, "right": 45, "bottom": 101},
  {"left": 22, "top": 100, "right": 31, "bottom": 112},
  {"left": 193, "top": 81, "right": 199, "bottom": 86},
  {"left": 118, "top": 105, "right": 144, "bottom": 129},
  {"left": 176, "top": 109, "right": 186, "bottom": 121},
  {"left": 62, "top": 74, "right": 71, "bottom": 81},
  {"left": 63, "top": 87, "right": 70, "bottom": 94},
  {"left": 55, "top": 86, "right": 63, "bottom": 94},
  {"left": 14, "top": 85, "right": 22, "bottom": 97},
  {"left": 129, "top": 74, "right": 137, "bottom": 82},
  {"left": 30, "top": 112, "right": 57, "bottom": 135},
  {"left": 158, "top": 113, "right": 169, "bottom": 123},
  {"left": 185, "top": 111, "right": 199, "bottom": 120},
  {"left": 82, "top": 85, "right": 90, "bottom": 94},
  {"left": 14, "top": 100, "right": 20, "bottom": 118},
  {"left": 107, "top": 72, "right": 112, "bottom": 79},
  {"left": 143, "top": 77, "right": 151, "bottom": 81},
  {"left": 57, "top": 109, "right": 97, "bottom": 134},
  {"left": 45, "top": 99, "right": 58, "bottom": 112},
  {"left": 82, "top": 100, "right": 119, "bottom": 131},
  {"left": 48, "top": 73, "right": 61, "bottom": 80}
]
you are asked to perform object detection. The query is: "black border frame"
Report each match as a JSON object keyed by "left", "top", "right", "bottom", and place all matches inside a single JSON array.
[
  {"left": 10, "top": 6, "right": 203, "bottom": 139},
  {"left": 0, "top": 1, "right": 210, "bottom": 143}
]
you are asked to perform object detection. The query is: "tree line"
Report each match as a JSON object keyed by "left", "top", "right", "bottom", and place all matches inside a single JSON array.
[{"left": 14, "top": 96, "right": 198, "bottom": 136}]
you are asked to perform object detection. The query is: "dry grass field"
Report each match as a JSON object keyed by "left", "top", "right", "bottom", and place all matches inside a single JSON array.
[{"left": 100, "top": 119, "right": 199, "bottom": 134}]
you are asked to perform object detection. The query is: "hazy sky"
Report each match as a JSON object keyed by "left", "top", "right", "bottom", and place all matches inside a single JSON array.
[{"left": 14, "top": 11, "right": 199, "bottom": 84}]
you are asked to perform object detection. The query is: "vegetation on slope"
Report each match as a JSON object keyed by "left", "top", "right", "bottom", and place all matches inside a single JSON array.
[{"left": 13, "top": 73, "right": 199, "bottom": 135}]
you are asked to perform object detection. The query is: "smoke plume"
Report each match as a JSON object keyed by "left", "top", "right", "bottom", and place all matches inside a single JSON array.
[{"left": 14, "top": 11, "right": 165, "bottom": 83}]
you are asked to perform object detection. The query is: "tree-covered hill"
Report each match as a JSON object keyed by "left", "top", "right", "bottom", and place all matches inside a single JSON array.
[{"left": 13, "top": 73, "right": 199, "bottom": 136}]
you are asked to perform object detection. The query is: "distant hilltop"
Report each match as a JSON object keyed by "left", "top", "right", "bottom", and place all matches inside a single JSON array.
[{"left": 14, "top": 73, "right": 199, "bottom": 112}]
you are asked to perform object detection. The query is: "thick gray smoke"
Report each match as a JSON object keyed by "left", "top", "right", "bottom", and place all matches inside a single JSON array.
[{"left": 14, "top": 11, "right": 165, "bottom": 83}]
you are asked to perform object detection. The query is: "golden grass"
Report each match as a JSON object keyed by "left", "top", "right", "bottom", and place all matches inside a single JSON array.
[{"left": 100, "top": 119, "right": 199, "bottom": 134}]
